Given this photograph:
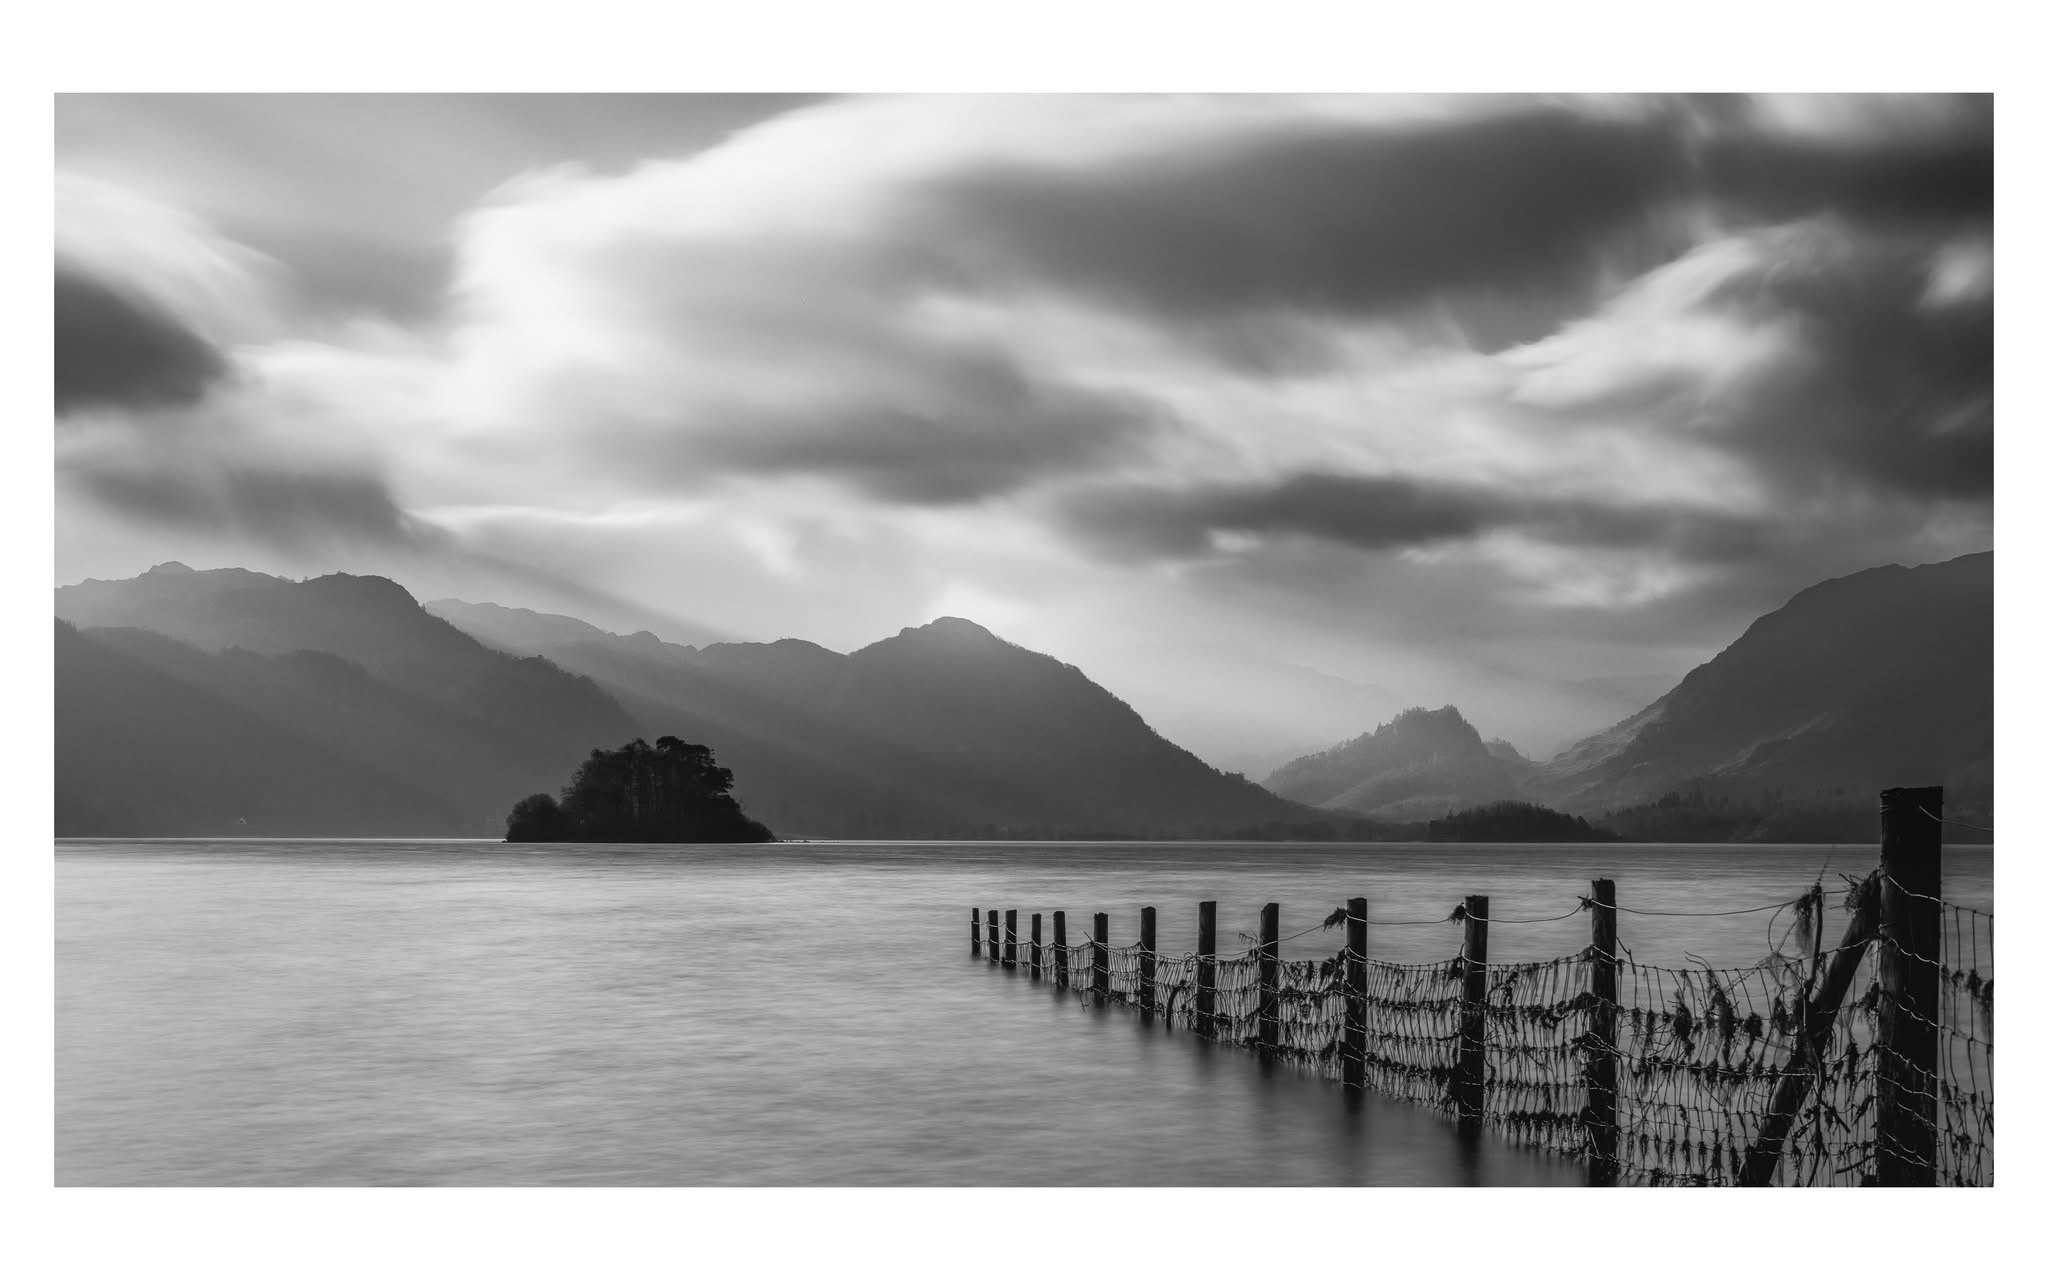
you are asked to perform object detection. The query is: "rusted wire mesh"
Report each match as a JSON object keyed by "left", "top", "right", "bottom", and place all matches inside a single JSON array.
[{"left": 979, "top": 873, "right": 1992, "bottom": 1186}]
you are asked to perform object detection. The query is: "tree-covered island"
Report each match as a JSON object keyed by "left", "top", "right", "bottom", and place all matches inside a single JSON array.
[{"left": 505, "top": 736, "right": 775, "bottom": 843}]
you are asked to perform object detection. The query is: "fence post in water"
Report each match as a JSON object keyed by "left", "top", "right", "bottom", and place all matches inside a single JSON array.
[
  {"left": 1003, "top": 909, "right": 1018, "bottom": 969},
  {"left": 1736, "top": 870, "right": 1883, "bottom": 1186},
  {"left": 1343, "top": 897, "right": 1368, "bottom": 1089},
  {"left": 1195, "top": 901, "right": 1217, "bottom": 1039},
  {"left": 1453, "top": 895, "right": 1489, "bottom": 1136},
  {"left": 1139, "top": 906, "right": 1158, "bottom": 1020},
  {"left": 1053, "top": 911, "right": 1070, "bottom": 988},
  {"left": 971, "top": 907, "right": 980, "bottom": 957},
  {"left": 1258, "top": 903, "right": 1280, "bottom": 1055},
  {"left": 987, "top": 907, "right": 999, "bottom": 963},
  {"left": 1587, "top": 879, "right": 1619, "bottom": 1187},
  {"left": 1030, "top": 913, "right": 1043, "bottom": 980},
  {"left": 1092, "top": 913, "right": 1110, "bottom": 999},
  {"left": 1875, "top": 785, "right": 1944, "bottom": 1187}
]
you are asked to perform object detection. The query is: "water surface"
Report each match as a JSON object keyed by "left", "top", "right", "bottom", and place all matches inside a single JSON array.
[{"left": 56, "top": 840, "right": 1991, "bottom": 1186}]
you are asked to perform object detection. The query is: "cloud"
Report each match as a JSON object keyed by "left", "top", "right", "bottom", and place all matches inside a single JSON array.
[
  {"left": 55, "top": 265, "right": 228, "bottom": 413},
  {"left": 1509, "top": 220, "right": 1993, "bottom": 504},
  {"left": 1060, "top": 470, "right": 1775, "bottom": 567},
  {"left": 62, "top": 450, "right": 431, "bottom": 551},
  {"left": 904, "top": 105, "right": 1690, "bottom": 327}
]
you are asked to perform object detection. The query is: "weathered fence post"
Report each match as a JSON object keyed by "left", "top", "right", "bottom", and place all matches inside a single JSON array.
[
  {"left": 1736, "top": 869, "right": 1883, "bottom": 1186},
  {"left": 1139, "top": 906, "right": 1158, "bottom": 1020},
  {"left": 1092, "top": 913, "right": 1110, "bottom": 999},
  {"left": 1258, "top": 903, "right": 1279, "bottom": 1055},
  {"left": 1453, "top": 894, "right": 1489, "bottom": 1136},
  {"left": 970, "top": 907, "right": 980, "bottom": 957},
  {"left": 1195, "top": 901, "right": 1217, "bottom": 1038},
  {"left": 1003, "top": 909, "right": 1018, "bottom": 969},
  {"left": 1053, "top": 911, "right": 1070, "bottom": 988},
  {"left": 986, "top": 907, "right": 998, "bottom": 963},
  {"left": 1030, "top": 912, "right": 1043, "bottom": 980},
  {"left": 1876, "top": 785, "right": 1944, "bottom": 1187},
  {"left": 1587, "top": 879, "right": 1619, "bottom": 1187},
  {"left": 1343, "top": 897, "right": 1368, "bottom": 1089}
]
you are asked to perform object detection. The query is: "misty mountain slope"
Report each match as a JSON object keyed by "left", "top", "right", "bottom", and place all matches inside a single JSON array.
[
  {"left": 58, "top": 564, "right": 638, "bottom": 761},
  {"left": 430, "top": 601, "right": 1306, "bottom": 836},
  {"left": 1264, "top": 706, "right": 1525, "bottom": 819},
  {"left": 824, "top": 618, "right": 1303, "bottom": 829},
  {"left": 77, "top": 625, "right": 590, "bottom": 833},
  {"left": 56, "top": 621, "right": 467, "bottom": 836},
  {"left": 1530, "top": 551, "right": 1992, "bottom": 813}
]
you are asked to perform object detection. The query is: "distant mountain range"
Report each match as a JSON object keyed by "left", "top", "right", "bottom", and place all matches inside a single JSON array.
[
  {"left": 53, "top": 550, "right": 1992, "bottom": 840},
  {"left": 1262, "top": 551, "right": 1992, "bottom": 835},
  {"left": 54, "top": 563, "right": 1304, "bottom": 838},
  {"left": 1264, "top": 706, "right": 1522, "bottom": 820}
]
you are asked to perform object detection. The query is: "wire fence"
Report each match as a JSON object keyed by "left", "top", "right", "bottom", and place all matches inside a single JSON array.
[{"left": 973, "top": 865, "right": 1991, "bottom": 1187}]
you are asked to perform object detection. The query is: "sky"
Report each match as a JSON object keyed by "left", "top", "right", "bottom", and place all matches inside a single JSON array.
[{"left": 52, "top": 93, "right": 1993, "bottom": 767}]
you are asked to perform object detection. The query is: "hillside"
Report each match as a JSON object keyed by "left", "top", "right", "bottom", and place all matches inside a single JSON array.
[
  {"left": 430, "top": 600, "right": 1308, "bottom": 837},
  {"left": 56, "top": 620, "right": 472, "bottom": 835},
  {"left": 1529, "top": 552, "right": 1993, "bottom": 821},
  {"left": 1263, "top": 706, "right": 1525, "bottom": 819}
]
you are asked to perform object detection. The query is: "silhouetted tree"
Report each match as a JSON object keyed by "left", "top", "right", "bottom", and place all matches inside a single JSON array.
[
  {"left": 504, "top": 736, "right": 774, "bottom": 843},
  {"left": 505, "top": 793, "right": 570, "bottom": 842}
]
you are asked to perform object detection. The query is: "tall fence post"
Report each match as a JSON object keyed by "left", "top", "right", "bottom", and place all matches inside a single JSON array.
[
  {"left": 1258, "top": 903, "right": 1279, "bottom": 1055},
  {"left": 1003, "top": 909, "right": 1018, "bottom": 969},
  {"left": 1453, "top": 894, "right": 1489, "bottom": 1136},
  {"left": 1736, "top": 870, "right": 1883, "bottom": 1186},
  {"left": 1587, "top": 879, "right": 1619, "bottom": 1186},
  {"left": 1195, "top": 901, "right": 1217, "bottom": 1039},
  {"left": 1053, "top": 911, "right": 1070, "bottom": 988},
  {"left": 1343, "top": 896, "right": 1368, "bottom": 1089},
  {"left": 1876, "top": 785, "right": 1944, "bottom": 1187},
  {"left": 986, "top": 907, "right": 998, "bottom": 963},
  {"left": 970, "top": 907, "right": 980, "bottom": 957},
  {"left": 1030, "top": 912, "right": 1043, "bottom": 980},
  {"left": 1092, "top": 913, "right": 1110, "bottom": 999},
  {"left": 1139, "top": 906, "right": 1158, "bottom": 1020}
]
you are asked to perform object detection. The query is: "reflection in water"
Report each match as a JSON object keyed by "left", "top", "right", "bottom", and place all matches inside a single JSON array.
[{"left": 57, "top": 840, "right": 1988, "bottom": 1186}]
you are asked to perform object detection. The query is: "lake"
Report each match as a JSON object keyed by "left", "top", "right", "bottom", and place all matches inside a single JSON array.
[{"left": 55, "top": 840, "right": 1992, "bottom": 1186}]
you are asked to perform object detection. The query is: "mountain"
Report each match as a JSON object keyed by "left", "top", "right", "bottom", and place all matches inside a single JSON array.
[
  {"left": 1263, "top": 706, "right": 1525, "bottom": 819},
  {"left": 1529, "top": 551, "right": 1993, "bottom": 820},
  {"left": 55, "top": 565, "right": 642, "bottom": 836},
  {"left": 57, "top": 563, "right": 638, "bottom": 758},
  {"left": 429, "top": 599, "right": 1307, "bottom": 837},
  {"left": 56, "top": 620, "right": 473, "bottom": 835}
]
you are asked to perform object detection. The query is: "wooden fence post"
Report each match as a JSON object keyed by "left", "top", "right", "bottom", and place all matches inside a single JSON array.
[
  {"left": 1139, "top": 906, "right": 1158, "bottom": 1020},
  {"left": 1453, "top": 894, "right": 1489, "bottom": 1136},
  {"left": 1876, "top": 785, "right": 1944, "bottom": 1187},
  {"left": 1093, "top": 913, "right": 1110, "bottom": 999},
  {"left": 987, "top": 907, "right": 998, "bottom": 963},
  {"left": 1343, "top": 897, "right": 1368, "bottom": 1089},
  {"left": 1003, "top": 909, "right": 1018, "bottom": 969},
  {"left": 1195, "top": 901, "right": 1217, "bottom": 1039},
  {"left": 971, "top": 907, "right": 980, "bottom": 957},
  {"left": 1258, "top": 903, "right": 1279, "bottom": 1055},
  {"left": 1736, "top": 871, "right": 1883, "bottom": 1186},
  {"left": 1030, "top": 913, "right": 1043, "bottom": 980},
  {"left": 1053, "top": 911, "right": 1070, "bottom": 988},
  {"left": 1587, "top": 879, "right": 1619, "bottom": 1186}
]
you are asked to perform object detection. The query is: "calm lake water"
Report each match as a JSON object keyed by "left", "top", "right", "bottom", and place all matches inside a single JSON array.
[{"left": 56, "top": 840, "right": 1992, "bottom": 1186}]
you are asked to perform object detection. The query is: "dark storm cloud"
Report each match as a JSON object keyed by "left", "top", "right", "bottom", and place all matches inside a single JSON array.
[
  {"left": 908, "top": 107, "right": 1688, "bottom": 325},
  {"left": 1703, "top": 236, "right": 1992, "bottom": 502},
  {"left": 1062, "top": 471, "right": 1773, "bottom": 564},
  {"left": 894, "top": 97, "right": 1991, "bottom": 341},
  {"left": 1699, "top": 100, "right": 1993, "bottom": 229},
  {"left": 65, "top": 457, "right": 433, "bottom": 551},
  {"left": 698, "top": 355, "right": 1159, "bottom": 505},
  {"left": 55, "top": 264, "right": 229, "bottom": 414}
]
